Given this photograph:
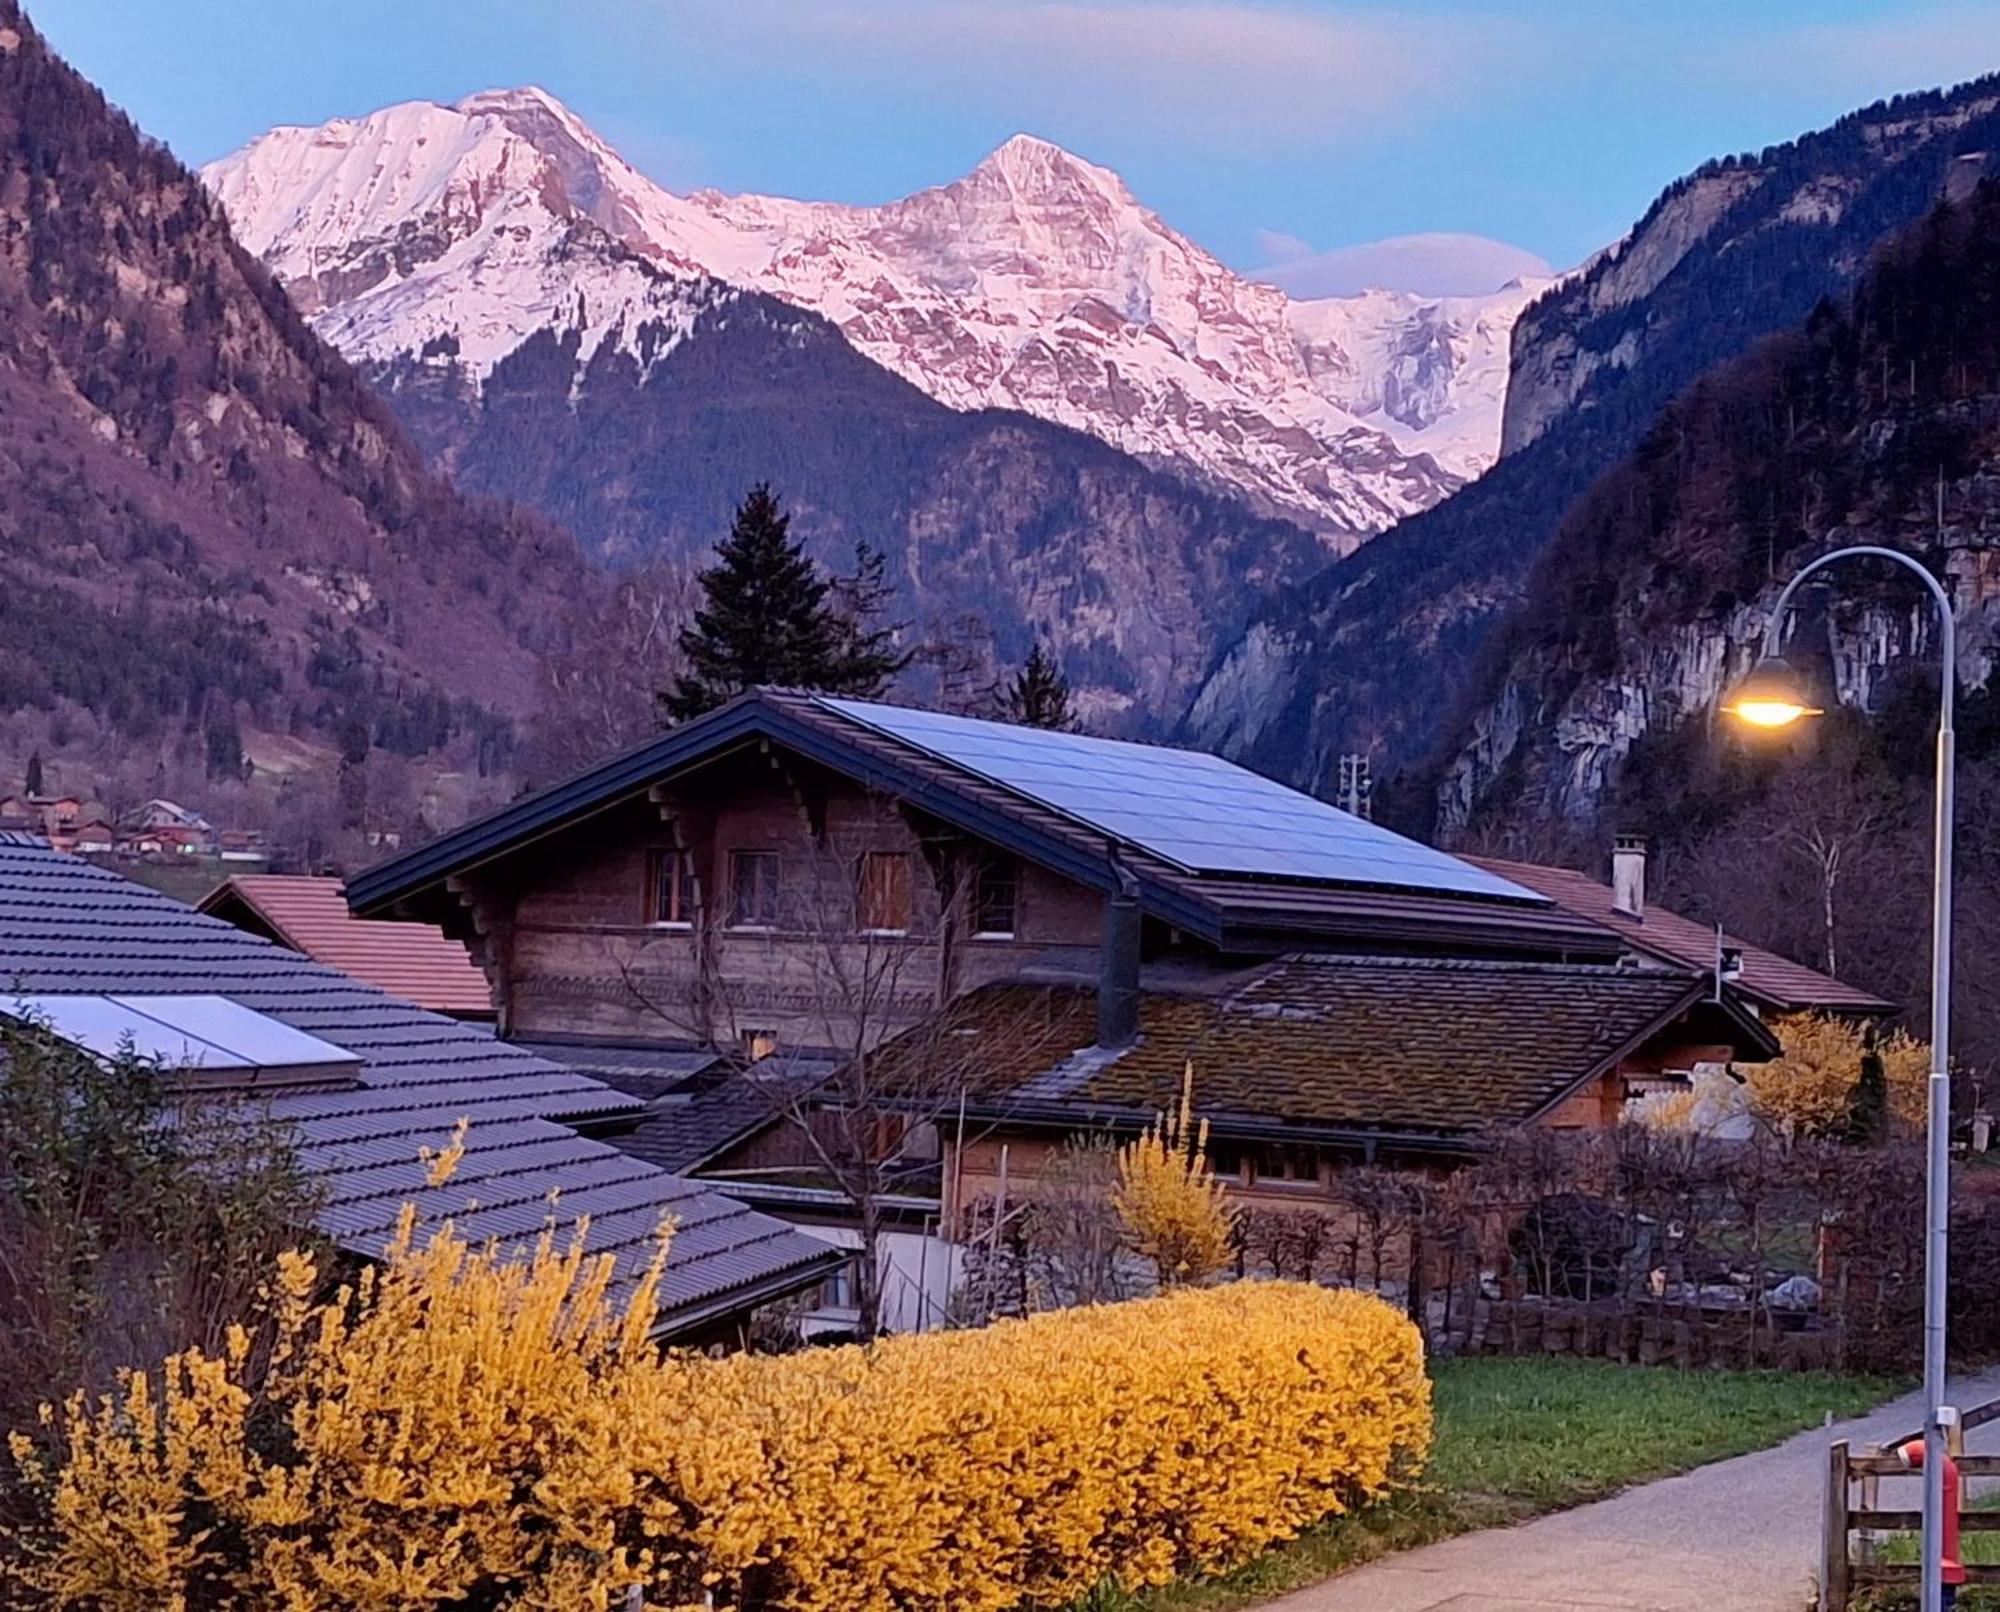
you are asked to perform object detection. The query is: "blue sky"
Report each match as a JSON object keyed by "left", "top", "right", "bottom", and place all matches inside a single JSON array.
[{"left": 26, "top": 0, "right": 2000, "bottom": 277}]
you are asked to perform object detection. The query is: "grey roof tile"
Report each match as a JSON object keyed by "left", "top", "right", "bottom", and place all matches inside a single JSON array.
[{"left": 0, "top": 839, "right": 840, "bottom": 1331}]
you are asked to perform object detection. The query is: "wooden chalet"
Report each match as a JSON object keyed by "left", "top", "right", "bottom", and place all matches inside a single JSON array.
[{"left": 347, "top": 691, "right": 1627, "bottom": 1051}]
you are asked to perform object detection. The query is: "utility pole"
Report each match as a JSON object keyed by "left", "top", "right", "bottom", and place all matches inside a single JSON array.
[{"left": 1336, "top": 753, "right": 1373, "bottom": 821}]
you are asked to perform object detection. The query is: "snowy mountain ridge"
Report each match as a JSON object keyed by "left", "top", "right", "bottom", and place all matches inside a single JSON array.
[{"left": 206, "top": 87, "right": 1542, "bottom": 545}]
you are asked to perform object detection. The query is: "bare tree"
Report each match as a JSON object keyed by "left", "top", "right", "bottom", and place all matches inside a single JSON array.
[
  {"left": 615, "top": 802, "right": 1067, "bottom": 1339},
  {"left": 522, "top": 562, "right": 695, "bottom": 784},
  {"left": 1023, "top": 1135, "right": 1127, "bottom": 1308}
]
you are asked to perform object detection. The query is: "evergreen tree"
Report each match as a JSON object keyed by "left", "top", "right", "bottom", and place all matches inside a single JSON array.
[
  {"left": 828, "top": 541, "right": 913, "bottom": 699},
  {"left": 1846, "top": 1022, "right": 1890, "bottom": 1147},
  {"left": 1004, "top": 643, "right": 1075, "bottom": 731},
  {"left": 663, "top": 486, "right": 905, "bottom": 721},
  {"left": 23, "top": 750, "right": 43, "bottom": 797}
]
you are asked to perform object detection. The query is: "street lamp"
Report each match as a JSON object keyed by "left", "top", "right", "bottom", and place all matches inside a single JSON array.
[{"left": 1723, "top": 544, "right": 1956, "bottom": 1612}]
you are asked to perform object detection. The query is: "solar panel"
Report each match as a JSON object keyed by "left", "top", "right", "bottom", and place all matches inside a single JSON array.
[
  {"left": 817, "top": 698, "right": 1546, "bottom": 903},
  {"left": 1, "top": 993, "right": 363, "bottom": 1087}
]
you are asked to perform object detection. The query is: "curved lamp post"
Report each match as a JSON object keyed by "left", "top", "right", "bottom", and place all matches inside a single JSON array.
[{"left": 1723, "top": 544, "right": 1955, "bottom": 1612}]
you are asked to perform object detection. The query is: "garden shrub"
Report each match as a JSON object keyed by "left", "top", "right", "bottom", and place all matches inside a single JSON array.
[
  {"left": 646, "top": 1280, "right": 1431, "bottom": 1610},
  {"left": 6, "top": 1216, "right": 1431, "bottom": 1611}
]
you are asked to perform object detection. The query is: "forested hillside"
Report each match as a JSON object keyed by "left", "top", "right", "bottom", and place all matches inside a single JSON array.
[
  {"left": 0, "top": 2, "right": 585, "bottom": 824},
  {"left": 375, "top": 289, "right": 1327, "bottom": 731},
  {"left": 1436, "top": 181, "right": 2000, "bottom": 1063}
]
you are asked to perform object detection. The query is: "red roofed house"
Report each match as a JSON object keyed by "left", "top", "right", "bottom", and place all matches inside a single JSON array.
[
  {"left": 1464, "top": 837, "right": 1891, "bottom": 1018},
  {"left": 199, "top": 875, "right": 494, "bottom": 1020}
]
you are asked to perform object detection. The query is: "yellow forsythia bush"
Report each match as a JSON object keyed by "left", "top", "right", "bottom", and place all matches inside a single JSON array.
[
  {"left": 643, "top": 1281, "right": 1432, "bottom": 1610},
  {"left": 5, "top": 1217, "right": 1430, "bottom": 1611},
  {"left": 1114, "top": 1060, "right": 1237, "bottom": 1286},
  {"left": 1744, "top": 1012, "right": 1930, "bottom": 1137}
]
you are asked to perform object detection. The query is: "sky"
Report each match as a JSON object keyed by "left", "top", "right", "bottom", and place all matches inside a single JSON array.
[{"left": 24, "top": 0, "right": 2000, "bottom": 286}]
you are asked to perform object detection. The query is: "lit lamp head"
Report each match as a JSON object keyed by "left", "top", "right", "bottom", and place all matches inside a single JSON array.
[{"left": 1723, "top": 656, "right": 1823, "bottom": 730}]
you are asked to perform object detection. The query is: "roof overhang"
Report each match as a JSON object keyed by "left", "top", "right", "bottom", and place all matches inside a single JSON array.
[
  {"left": 1520, "top": 980, "right": 1780, "bottom": 1125},
  {"left": 650, "top": 1243, "right": 850, "bottom": 1341},
  {"left": 347, "top": 693, "right": 1601, "bottom": 956}
]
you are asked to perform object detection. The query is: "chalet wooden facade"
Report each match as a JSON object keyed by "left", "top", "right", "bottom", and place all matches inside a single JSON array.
[{"left": 348, "top": 690, "right": 1627, "bottom": 1064}]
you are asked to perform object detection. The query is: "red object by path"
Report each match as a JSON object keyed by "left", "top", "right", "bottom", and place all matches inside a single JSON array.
[{"left": 1900, "top": 1438, "right": 1967, "bottom": 1587}]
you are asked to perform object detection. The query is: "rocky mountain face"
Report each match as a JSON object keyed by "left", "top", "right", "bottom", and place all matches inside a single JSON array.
[
  {"left": 205, "top": 88, "right": 1537, "bottom": 547},
  {"left": 0, "top": 4, "right": 584, "bottom": 791},
  {"left": 1433, "top": 179, "right": 2000, "bottom": 838},
  {"left": 1186, "top": 77, "right": 2000, "bottom": 797}
]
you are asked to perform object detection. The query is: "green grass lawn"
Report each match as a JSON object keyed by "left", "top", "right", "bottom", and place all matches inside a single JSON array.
[{"left": 1076, "top": 1356, "right": 1904, "bottom": 1612}]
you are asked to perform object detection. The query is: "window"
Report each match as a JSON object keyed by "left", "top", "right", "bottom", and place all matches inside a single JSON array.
[
  {"left": 821, "top": 1256, "right": 859, "bottom": 1312},
  {"left": 647, "top": 849, "right": 697, "bottom": 926},
  {"left": 1256, "top": 1144, "right": 1322, "bottom": 1190},
  {"left": 856, "top": 851, "right": 912, "bottom": 934},
  {"left": 972, "top": 854, "right": 1018, "bottom": 938},
  {"left": 729, "top": 850, "right": 781, "bottom": 928}
]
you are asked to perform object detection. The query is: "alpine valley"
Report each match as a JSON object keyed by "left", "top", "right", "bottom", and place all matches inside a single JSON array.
[
  {"left": 1186, "top": 75, "right": 2000, "bottom": 806},
  {"left": 196, "top": 89, "right": 1549, "bottom": 730}
]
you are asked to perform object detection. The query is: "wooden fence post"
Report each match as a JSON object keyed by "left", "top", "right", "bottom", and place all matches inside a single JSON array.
[
  {"left": 1856, "top": 1444, "right": 1880, "bottom": 1572},
  {"left": 1822, "top": 1439, "right": 1851, "bottom": 1612}
]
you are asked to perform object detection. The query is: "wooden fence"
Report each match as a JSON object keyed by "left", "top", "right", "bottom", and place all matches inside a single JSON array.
[{"left": 1822, "top": 1398, "right": 2000, "bottom": 1610}]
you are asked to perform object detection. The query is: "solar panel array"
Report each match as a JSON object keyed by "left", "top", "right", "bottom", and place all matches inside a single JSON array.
[
  {"left": 818, "top": 698, "right": 1545, "bottom": 903},
  {"left": 2, "top": 991, "right": 363, "bottom": 1084}
]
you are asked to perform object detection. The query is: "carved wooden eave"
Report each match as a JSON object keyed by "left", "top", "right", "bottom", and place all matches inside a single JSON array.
[{"left": 443, "top": 872, "right": 515, "bottom": 1024}]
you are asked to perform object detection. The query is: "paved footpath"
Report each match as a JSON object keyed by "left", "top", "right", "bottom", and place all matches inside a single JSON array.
[{"left": 1267, "top": 1367, "right": 2000, "bottom": 1612}]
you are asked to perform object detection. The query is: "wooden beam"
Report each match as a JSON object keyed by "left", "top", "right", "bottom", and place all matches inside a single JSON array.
[{"left": 1822, "top": 1439, "right": 1850, "bottom": 1612}]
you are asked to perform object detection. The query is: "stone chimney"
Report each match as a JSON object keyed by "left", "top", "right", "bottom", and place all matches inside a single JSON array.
[{"left": 1611, "top": 834, "right": 1646, "bottom": 920}]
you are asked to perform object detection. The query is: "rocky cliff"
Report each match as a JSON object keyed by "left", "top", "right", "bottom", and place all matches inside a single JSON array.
[
  {"left": 1433, "top": 181, "right": 2000, "bottom": 837},
  {"left": 1186, "top": 76, "right": 2000, "bottom": 797}
]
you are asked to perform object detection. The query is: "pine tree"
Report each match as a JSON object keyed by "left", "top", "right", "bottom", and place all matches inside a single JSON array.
[
  {"left": 663, "top": 486, "right": 907, "bottom": 722},
  {"left": 23, "top": 751, "right": 43, "bottom": 797},
  {"left": 1004, "top": 643, "right": 1075, "bottom": 731}
]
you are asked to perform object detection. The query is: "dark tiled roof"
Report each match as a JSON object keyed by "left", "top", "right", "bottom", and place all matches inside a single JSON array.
[
  {"left": 871, "top": 957, "right": 1775, "bottom": 1143},
  {"left": 515, "top": 1041, "right": 839, "bottom": 1175},
  {"left": 614, "top": 1071, "right": 805, "bottom": 1174},
  {"left": 199, "top": 875, "right": 494, "bottom": 1015},
  {"left": 347, "top": 691, "right": 1619, "bottom": 959},
  {"left": 0, "top": 838, "right": 839, "bottom": 1333},
  {"left": 1464, "top": 856, "right": 1893, "bottom": 1014},
  {"left": 510, "top": 1039, "right": 725, "bottom": 1102}
]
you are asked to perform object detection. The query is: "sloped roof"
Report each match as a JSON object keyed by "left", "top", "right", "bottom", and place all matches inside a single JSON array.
[
  {"left": 1463, "top": 855, "right": 1892, "bottom": 1014},
  {"left": 868, "top": 956, "right": 1776, "bottom": 1146},
  {"left": 349, "top": 691, "right": 1619, "bottom": 959},
  {"left": 518, "top": 1040, "right": 839, "bottom": 1175},
  {"left": 0, "top": 835, "right": 840, "bottom": 1334},
  {"left": 201, "top": 875, "right": 493, "bottom": 1016}
]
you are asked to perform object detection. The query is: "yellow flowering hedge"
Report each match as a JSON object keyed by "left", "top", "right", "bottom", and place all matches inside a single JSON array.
[
  {"left": 6, "top": 1213, "right": 1430, "bottom": 1611},
  {"left": 644, "top": 1281, "right": 1433, "bottom": 1609}
]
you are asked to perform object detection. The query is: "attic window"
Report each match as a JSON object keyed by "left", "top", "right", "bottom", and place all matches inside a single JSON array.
[
  {"left": 647, "top": 848, "right": 697, "bottom": 928},
  {"left": 856, "top": 852, "right": 912, "bottom": 936},
  {"left": 971, "top": 855, "right": 1018, "bottom": 939},
  {"left": 0, "top": 994, "right": 363, "bottom": 1090}
]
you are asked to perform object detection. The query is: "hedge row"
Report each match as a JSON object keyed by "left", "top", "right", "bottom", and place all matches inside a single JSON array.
[
  {"left": 646, "top": 1282, "right": 1433, "bottom": 1609},
  {"left": 6, "top": 1229, "right": 1430, "bottom": 1611}
]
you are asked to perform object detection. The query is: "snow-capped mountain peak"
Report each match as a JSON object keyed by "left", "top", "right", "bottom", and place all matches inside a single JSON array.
[
  {"left": 205, "top": 90, "right": 1533, "bottom": 544},
  {"left": 967, "top": 132, "right": 1134, "bottom": 206}
]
